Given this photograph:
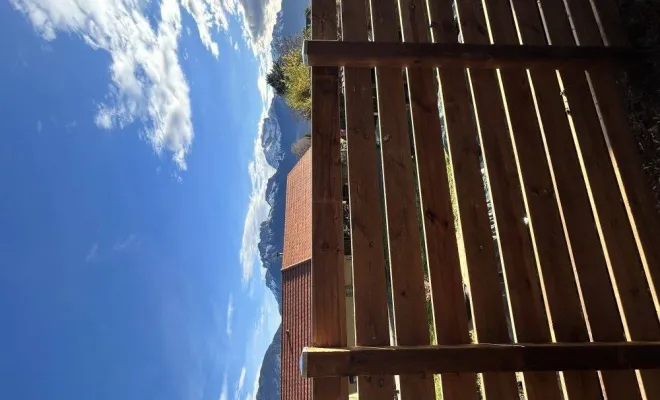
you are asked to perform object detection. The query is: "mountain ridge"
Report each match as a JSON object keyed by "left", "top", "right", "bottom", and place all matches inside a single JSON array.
[{"left": 254, "top": 4, "right": 310, "bottom": 396}]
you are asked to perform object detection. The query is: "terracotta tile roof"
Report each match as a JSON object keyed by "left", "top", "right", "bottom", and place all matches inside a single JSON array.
[
  {"left": 281, "top": 260, "right": 312, "bottom": 400},
  {"left": 282, "top": 150, "right": 312, "bottom": 269}
]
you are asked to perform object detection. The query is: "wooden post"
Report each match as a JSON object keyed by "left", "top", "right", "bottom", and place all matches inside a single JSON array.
[
  {"left": 310, "top": 0, "right": 346, "bottom": 397},
  {"left": 301, "top": 342, "right": 660, "bottom": 377},
  {"left": 304, "top": 41, "right": 648, "bottom": 68}
]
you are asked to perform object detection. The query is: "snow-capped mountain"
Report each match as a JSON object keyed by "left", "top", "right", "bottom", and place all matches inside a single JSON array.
[{"left": 254, "top": 3, "right": 311, "bottom": 395}]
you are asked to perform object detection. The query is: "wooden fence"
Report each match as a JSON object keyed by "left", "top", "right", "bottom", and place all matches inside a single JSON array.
[{"left": 303, "top": 0, "right": 660, "bottom": 398}]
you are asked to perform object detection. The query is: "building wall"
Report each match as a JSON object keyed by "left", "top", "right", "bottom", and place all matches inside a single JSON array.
[
  {"left": 280, "top": 256, "right": 359, "bottom": 399},
  {"left": 281, "top": 150, "right": 360, "bottom": 398},
  {"left": 281, "top": 260, "right": 312, "bottom": 400}
]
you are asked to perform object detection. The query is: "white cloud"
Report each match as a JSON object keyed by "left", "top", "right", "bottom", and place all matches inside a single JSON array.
[
  {"left": 231, "top": 0, "right": 280, "bottom": 59},
  {"left": 94, "top": 105, "right": 114, "bottom": 130},
  {"left": 226, "top": 294, "right": 234, "bottom": 337},
  {"left": 218, "top": 372, "right": 228, "bottom": 400},
  {"left": 113, "top": 233, "right": 140, "bottom": 251},
  {"left": 235, "top": 366, "right": 247, "bottom": 396},
  {"left": 229, "top": 0, "right": 282, "bottom": 286},
  {"left": 10, "top": 0, "right": 221, "bottom": 170},
  {"left": 11, "top": 0, "right": 282, "bottom": 171},
  {"left": 229, "top": 36, "right": 239, "bottom": 52},
  {"left": 253, "top": 292, "right": 279, "bottom": 347},
  {"left": 85, "top": 243, "right": 99, "bottom": 263},
  {"left": 239, "top": 120, "right": 276, "bottom": 284},
  {"left": 244, "top": 292, "right": 279, "bottom": 398},
  {"left": 244, "top": 365, "right": 261, "bottom": 400},
  {"left": 12, "top": 0, "right": 283, "bottom": 343},
  {"left": 179, "top": 0, "right": 228, "bottom": 57},
  {"left": 231, "top": 0, "right": 282, "bottom": 288}
]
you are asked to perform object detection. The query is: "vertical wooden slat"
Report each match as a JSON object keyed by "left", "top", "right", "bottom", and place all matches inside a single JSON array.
[
  {"left": 468, "top": 0, "right": 618, "bottom": 397},
  {"left": 423, "top": 0, "right": 520, "bottom": 398},
  {"left": 340, "top": 0, "right": 395, "bottom": 398},
  {"left": 311, "top": 0, "right": 347, "bottom": 398},
  {"left": 397, "top": 0, "right": 479, "bottom": 398},
  {"left": 368, "top": 0, "right": 436, "bottom": 398},
  {"left": 462, "top": 21, "right": 567, "bottom": 400},
  {"left": 585, "top": 68, "right": 660, "bottom": 317},
  {"left": 507, "top": 0, "right": 643, "bottom": 398},
  {"left": 572, "top": 0, "right": 660, "bottom": 316},
  {"left": 537, "top": 0, "right": 660, "bottom": 397},
  {"left": 556, "top": 0, "right": 660, "bottom": 398},
  {"left": 425, "top": 0, "right": 568, "bottom": 398}
]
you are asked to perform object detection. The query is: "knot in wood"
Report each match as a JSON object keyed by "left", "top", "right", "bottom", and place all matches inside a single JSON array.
[{"left": 425, "top": 209, "right": 438, "bottom": 223}]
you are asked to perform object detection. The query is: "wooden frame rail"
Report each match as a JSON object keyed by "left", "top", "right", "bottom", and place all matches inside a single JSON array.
[
  {"left": 304, "top": 40, "right": 651, "bottom": 68},
  {"left": 301, "top": 342, "right": 660, "bottom": 377}
]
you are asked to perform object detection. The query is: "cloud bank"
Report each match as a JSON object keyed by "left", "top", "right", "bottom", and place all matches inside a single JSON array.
[
  {"left": 237, "top": 0, "right": 282, "bottom": 287},
  {"left": 11, "top": 0, "right": 284, "bottom": 398},
  {"left": 240, "top": 120, "right": 276, "bottom": 284},
  {"left": 10, "top": 0, "right": 281, "bottom": 171},
  {"left": 11, "top": 0, "right": 196, "bottom": 169}
]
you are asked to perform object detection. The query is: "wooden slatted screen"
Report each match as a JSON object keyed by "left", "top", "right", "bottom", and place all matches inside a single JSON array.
[
  {"left": 449, "top": 1, "right": 527, "bottom": 397},
  {"left": 508, "top": 0, "right": 643, "bottom": 397},
  {"left": 369, "top": 0, "right": 436, "bottom": 397},
  {"left": 310, "top": 0, "right": 346, "bottom": 398},
  {"left": 445, "top": 0, "right": 571, "bottom": 397},
  {"left": 340, "top": 0, "right": 395, "bottom": 398},
  {"left": 402, "top": 0, "right": 479, "bottom": 399},
  {"left": 306, "top": 0, "right": 660, "bottom": 397},
  {"left": 538, "top": 0, "right": 660, "bottom": 397},
  {"left": 587, "top": 0, "right": 660, "bottom": 322},
  {"left": 398, "top": 0, "right": 479, "bottom": 397}
]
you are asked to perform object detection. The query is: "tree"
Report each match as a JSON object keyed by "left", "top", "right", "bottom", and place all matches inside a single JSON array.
[
  {"left": 266, "top": 60, "right": 286, "bottom": 96},
  {"left": 281, "top": 45, "right": 312, "bottom": 120},
  {"left": 266, "top": 27, "right": 312, "bottom": 120},
  {"left": 291, "top": 134, "right": 311, "bottom": 158}
]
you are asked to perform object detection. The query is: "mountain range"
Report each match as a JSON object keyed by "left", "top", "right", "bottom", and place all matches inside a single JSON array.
[
  {"left": 255, "top": 97, "right": 307, "bottom": 400},
  {"left": 255, "top": 4, "right": 311, "bottom": 397}
]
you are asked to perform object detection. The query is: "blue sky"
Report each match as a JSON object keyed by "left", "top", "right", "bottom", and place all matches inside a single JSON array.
[{"left": 0, "top": 0, "right": 282, "bottom": 399}]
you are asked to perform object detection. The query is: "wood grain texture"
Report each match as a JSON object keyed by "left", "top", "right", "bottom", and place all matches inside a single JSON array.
[
  {"left": 448, "top": 0, "right": 553, "bottom": 397},
  {"left": 475, "top": 0, "right": 613, "bottom": 397},
  {"left": 304, "top": 40, "right": 646, "bottom": 68},
  {"left": 566, "top": 0, "right": 660, "bottom": 323},
  {"left": 302, "top": 342, "right": 660, "bottom": 376},
  {"left": 340, "top": 0, "right": 395, "bottom": 398},
  {"left": 508, "top": 0, "right": 643, "bottom": 398},
  {"left": 471, "top": 68, "right": 569, "bottom": 400},
  {"left": 538, "top": 0, "right": 660, "bottom": 397},
  {"left": 368, "top": 0, "right": 435, "bottom": 397},
  {"left": 311, "top": 0, "right": 347, "bottom": 398},
  {"left": 587, "top": 66, "right": 660, "bottom": 323},
  {"left": 437, "top": 1, "right": 565, "bottom": 399},
  {"left": 397, "top": 0, "right": 478, "bottom": 398}
]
